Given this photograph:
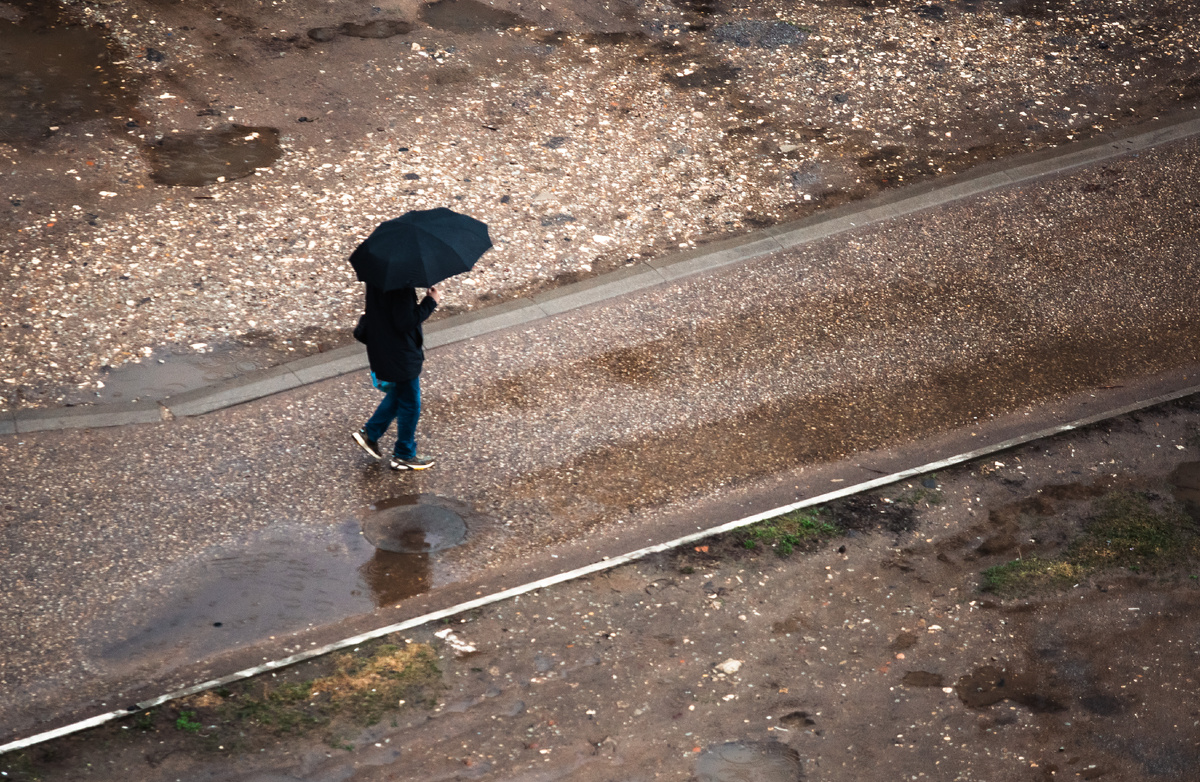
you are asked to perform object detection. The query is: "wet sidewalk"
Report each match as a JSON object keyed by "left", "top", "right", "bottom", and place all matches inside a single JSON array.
[{"left": 5, "top": 122, "right": 1200, "bottom": 745}]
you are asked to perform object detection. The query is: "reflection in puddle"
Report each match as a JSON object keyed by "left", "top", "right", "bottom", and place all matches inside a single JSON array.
[
  {"left": 146, "top": 124, "right": 281, "bottom": 186},
  {"left": 363, "top": 495, "right": 468, "bottom": 553},
  {"left": 0, "top": 4, "right": 137, "bottom": 142},
  {"left": 419, "top": 0, "right": 525, "bottom": 32},
  {"left": 360, "top": 549, "right": 431, "bottom": 606},
  {"left": 694, "top": 741, "right": 803, "bottom": 782},
  {"left": 97, "top": 520, "right": 433, "bottom": 664}
]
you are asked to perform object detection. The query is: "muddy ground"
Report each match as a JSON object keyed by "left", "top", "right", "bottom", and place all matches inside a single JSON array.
[
  {"left": 5, "top": 396, "right": 1200, "bottom": 780},
  {"left": 4, "top": 0, "right": 1200, "bottom": 408}
]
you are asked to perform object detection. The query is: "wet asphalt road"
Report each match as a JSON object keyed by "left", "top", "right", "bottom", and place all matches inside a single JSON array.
[{"left": 4, "top": 132, "right": 1200, "bottom": 741}]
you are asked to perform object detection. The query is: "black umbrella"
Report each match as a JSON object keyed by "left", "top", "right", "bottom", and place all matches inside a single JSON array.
[{"left": 349, "top": 208, "right": 492, "bottom": 290}]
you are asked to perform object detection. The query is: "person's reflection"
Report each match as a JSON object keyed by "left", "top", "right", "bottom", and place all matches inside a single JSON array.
[{"left": 359, "top": 549, "right": 431, "bottom": 607}]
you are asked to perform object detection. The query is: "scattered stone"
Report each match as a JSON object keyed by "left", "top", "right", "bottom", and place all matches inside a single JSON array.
[{"left": 715, "top": 658, "right": 742, "bottom": 675}]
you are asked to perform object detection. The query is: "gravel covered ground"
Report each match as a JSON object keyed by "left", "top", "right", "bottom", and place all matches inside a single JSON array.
[{"left": 4, "top": 0, "right": 1200, "bottom": 409}]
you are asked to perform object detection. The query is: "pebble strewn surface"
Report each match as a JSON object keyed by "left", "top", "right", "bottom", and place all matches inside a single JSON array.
[{"left": 3, "top": 0, "right": 1200, "bottom": 408}]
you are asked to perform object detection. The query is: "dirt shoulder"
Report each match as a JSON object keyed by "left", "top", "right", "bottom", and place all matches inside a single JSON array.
[
  {"left": 5, "top": 0, "right": 1200, "bottom": 409},
  {"left": 6, "top": 395, "right": 1200, "bottom": 781}
]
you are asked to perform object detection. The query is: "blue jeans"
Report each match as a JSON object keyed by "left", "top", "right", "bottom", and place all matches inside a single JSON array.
[{"left": 364, "top": 375, "right": 421, "bottom": 459}]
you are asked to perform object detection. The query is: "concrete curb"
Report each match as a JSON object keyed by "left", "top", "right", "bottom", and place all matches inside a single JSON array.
[
  {"left": 7, "top": 109, "right": 1200, "bottom": 434},
  {"left": 5, "top": 379, "right": 1198, "bottom": 755}
]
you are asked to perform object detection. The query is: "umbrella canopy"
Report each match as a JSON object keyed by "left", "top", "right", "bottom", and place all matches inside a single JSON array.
[{"left": 349, "top": 208, "right": 492, "bottom": 290}]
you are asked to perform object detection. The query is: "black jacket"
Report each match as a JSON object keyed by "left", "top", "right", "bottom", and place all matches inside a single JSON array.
[{"left": 363, "top": 286, "right": 438, "bottom": 382}]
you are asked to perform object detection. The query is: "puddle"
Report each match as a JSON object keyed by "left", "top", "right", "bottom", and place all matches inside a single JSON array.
[
  {"left": 1168, "top": 461, "right": 1200, "bottom": 520},
  {"left": 362, "top": 495, "right": 468, "bottom": 553},
  {"left": 146, "top": 124, "right": 281, "bottom": 186},
  {"left": 0, "top": 3, "right": 137, "bottom": 143},
  {"left": 95, "top": 500, "right": 469, "bottom": 664},
  {"left": 778, "top": 711, "right": 815, "bottom": 729},
  {"left": 694, "top": 741, "right": 804, "bottom": 782},
  {"left": 663, "top": 63, "right": 740, "bottom": 90},
  {"left": 901, "top": 670, "right": 945, "bottom": 687},
  {"left": 419, "top": 0, "right": 526, "bottom": 32},
  {"left": 61, "top": 342, "right": 293, "bottom": 406},
  {"left": 954, "top": 665, "right": 1067, "bottom": 712},
  {"left": 580, "top": 31, "right": 649, "bottom": 47},
  {"left": 672, "top": 0, "right": 719, "bottom": 15},
  {"left": 584, "top": 342, "right": 677, "bottom": 387},
  {"left": 711, "top": 20, "right": 811, "bottom": 49},
  {"left": 307, "top": 19, "right": 413, "bottom": 42}
]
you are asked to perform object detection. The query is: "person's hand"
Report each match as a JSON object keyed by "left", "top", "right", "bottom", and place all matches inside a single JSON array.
[{"left": 428, "top": 286, "right": 442, "bottom": 304}]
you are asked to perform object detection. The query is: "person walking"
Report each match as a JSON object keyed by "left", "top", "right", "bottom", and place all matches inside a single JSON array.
[
  {"left": 346, "top": 207, "right": 492, "bottom": 470},
  {"left": 352, "top": 284, "right": 441, "bottom": 471}
]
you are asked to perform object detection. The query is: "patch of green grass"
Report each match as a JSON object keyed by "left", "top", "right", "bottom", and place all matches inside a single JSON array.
[
  {"left": 230, "top": 680, "right": 321, "bottom": 734},
  {"left": 174, "top": 711, "right": 202, "bottom": 734},
  {"left": 981, "top": 556, "right": 1084, "bottom": 594},
  {"left": 982, "top": 491, "right": 1200, "bottom": 597},
  {"left": 210, "top": 642, "right": 442, "bottom": 734},
  {"left": 742, "top": 508, "right": 840, "bottom": 557},
  {"left": 324, "top": 734, "right": 355, "bottom": 752},
  {"left": 1071, "top": 491, "right": 1190, "bottom": 570},
  {"left": 896, "top": 485, "right": 945, "bottom": 507},
  {"left": 0, "top": 751, "right": 39, "bottom": 782}
]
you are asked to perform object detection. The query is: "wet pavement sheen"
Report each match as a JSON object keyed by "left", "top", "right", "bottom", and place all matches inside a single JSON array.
[{"left": 4, "top": 134, "right": 1200, "bottom": 740}]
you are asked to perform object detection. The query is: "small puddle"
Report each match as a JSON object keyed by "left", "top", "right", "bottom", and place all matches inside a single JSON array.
[
  {"left": 1169, "top": 461, "right": 1200, "bottom": 520},
  {"left": 662, "top": 63, "right": 740, "bottom": 90},
  {"left": 901, "top": 670, "right": 945, "bottom": 687},
  {"left": 96, "top": 496, "right": 471, "bottom": 664},
  {"left": 954, "top": 665, "right": 1067, "bottom": 713},
  {"left": 672, "top": 0, "right": 719, "bottom": 15},
  {"left": 0, "top": 3, "right": 138, "bottom": 143},
  {"left": 307, "top": 19, "right": 413, "bottom": 42},
  {"left": 62, "top": 342, "right": 289, "bottom": 406},
  {"left": 146, "top": 124, "right": 281, "bottom": 186},
  {"left": 362, "top": 495, "right": 468, "bottom": 553},
  {"left": 694, "top": 741, "right": 803, "bottom": 782},
  {"left": 419, "top": 0, "right": 526, "bottom": 32},
  {"left": 711, "top": 20, "right": 811, "bottom": 50},
  {"left": 580, "top": 31, "right": 649, "bottom": 47}
]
